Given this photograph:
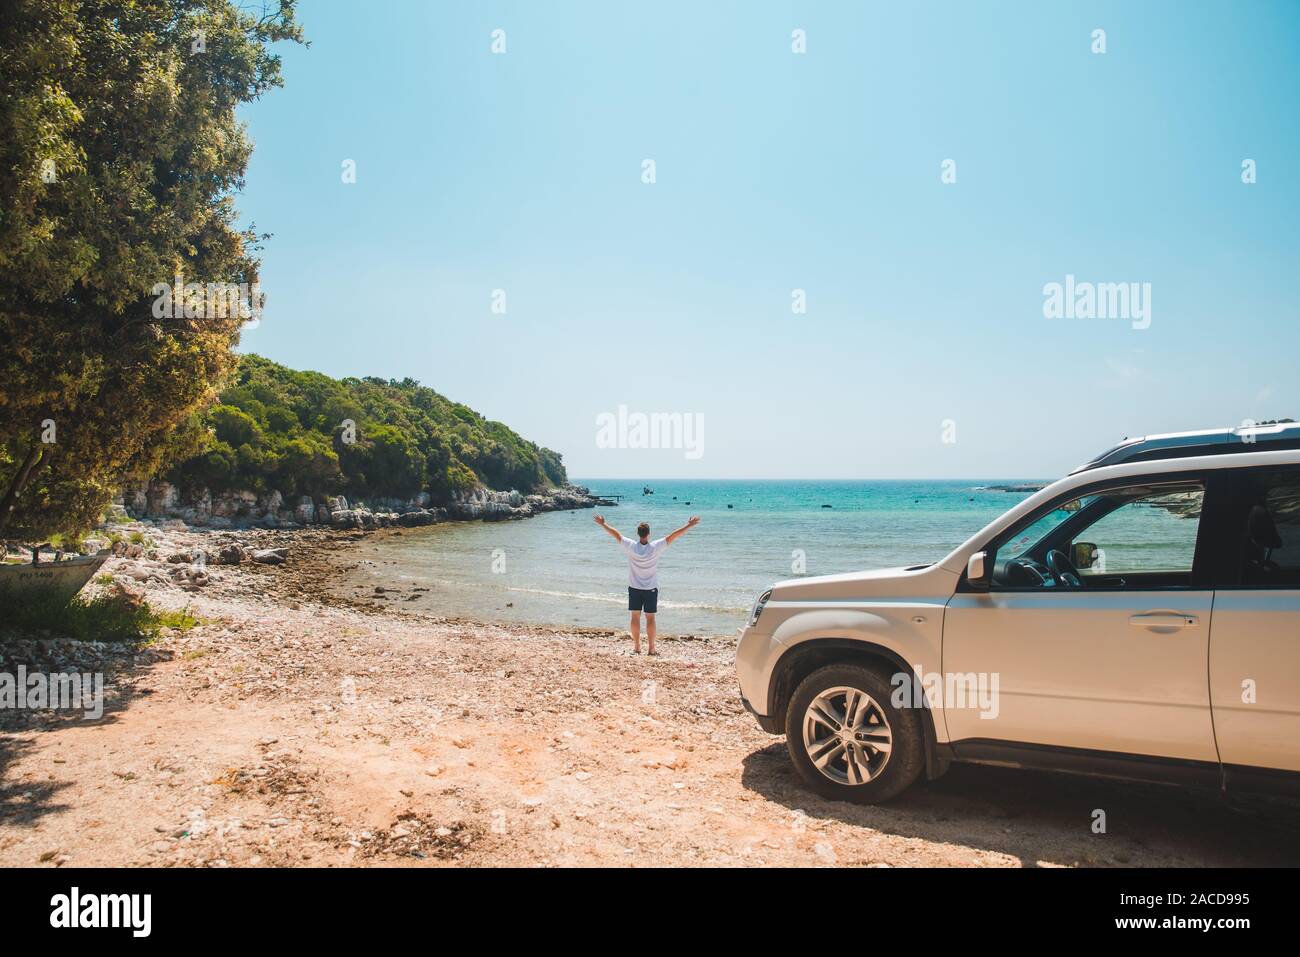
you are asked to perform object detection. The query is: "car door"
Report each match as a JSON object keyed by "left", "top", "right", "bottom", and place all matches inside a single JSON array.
[
  {"left": 1208, "top": 466, "right": 1300, "bottom": 780},
  {"left": 943, "top": 476, "right": 1220, "bottom": 767}
]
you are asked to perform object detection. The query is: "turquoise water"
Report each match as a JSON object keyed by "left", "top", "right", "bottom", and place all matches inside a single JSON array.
[{"left": 358, "top": 479, "right": 1045, "bottom": 635}]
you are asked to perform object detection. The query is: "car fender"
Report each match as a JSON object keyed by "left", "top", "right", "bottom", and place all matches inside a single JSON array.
[{"left": 766, "top": 605, "right": 948, "bottom": 744}]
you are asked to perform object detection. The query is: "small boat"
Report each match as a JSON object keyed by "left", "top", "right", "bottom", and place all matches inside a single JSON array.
[
  {"left": 642, "top": 486, "right": 654, "bottom": 495},
  {"left": 0, "top": 554, "right": 108, "bottom": 605}
]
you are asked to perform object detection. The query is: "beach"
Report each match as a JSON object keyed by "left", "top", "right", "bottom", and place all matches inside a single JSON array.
[
  {"left": 344, "top": 479, "right": 1049, "bottom": 634},
  {"left": 2, "top": 518, "right": 1299, "bottom": 868}
]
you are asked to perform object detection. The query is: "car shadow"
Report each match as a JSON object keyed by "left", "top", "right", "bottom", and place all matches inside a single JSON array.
[{"left": 740, "top": 741, "right": 1300, "bottom": 866}]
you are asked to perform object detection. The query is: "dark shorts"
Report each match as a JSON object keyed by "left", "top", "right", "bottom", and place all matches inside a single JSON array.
[{"left": 628, "top": 586, "right": 658, "bottom": 613}]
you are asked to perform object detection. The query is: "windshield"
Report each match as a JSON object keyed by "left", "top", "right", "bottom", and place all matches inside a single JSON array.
[{"left": 1002, "top": 496, "right": 1098, "bottom": 558}]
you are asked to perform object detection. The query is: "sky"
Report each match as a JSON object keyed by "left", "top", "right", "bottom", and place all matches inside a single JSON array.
[{"left": 234, "top": 0, "right": 1300, "bottom": 480}]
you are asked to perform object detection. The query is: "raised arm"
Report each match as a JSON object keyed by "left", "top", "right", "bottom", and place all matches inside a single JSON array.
[
  {"left": 665, "top": 515, "right": 700, "bottom": 545},
  {"left": 594, "top": 514, "right": 623, "bottom": 541}
]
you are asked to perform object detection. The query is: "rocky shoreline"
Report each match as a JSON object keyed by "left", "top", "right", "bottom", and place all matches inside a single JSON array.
[
  {"left": 2, "top": 483, "right": 598, "bottom": 606},
  {"left": 114, "top": 481, "right": 599, "bottom": 531}
]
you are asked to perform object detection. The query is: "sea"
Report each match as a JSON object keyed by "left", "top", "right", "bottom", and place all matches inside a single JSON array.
[{"left": 346, "top": 479, "right": 1047, "bottom": 635}]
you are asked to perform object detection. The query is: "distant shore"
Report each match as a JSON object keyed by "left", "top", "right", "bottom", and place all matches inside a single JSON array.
[{"left": 111, "top": 482, "right": 599, "bottom": 533}]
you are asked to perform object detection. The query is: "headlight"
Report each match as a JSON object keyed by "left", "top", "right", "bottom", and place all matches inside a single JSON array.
[{"left": 749, "top": 588, "right": 772, "bottom": 627}]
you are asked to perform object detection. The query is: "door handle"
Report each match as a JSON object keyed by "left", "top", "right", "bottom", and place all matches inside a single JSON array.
[{"left": 1129, "top": 612, "right": 1198, "bottom": 628}]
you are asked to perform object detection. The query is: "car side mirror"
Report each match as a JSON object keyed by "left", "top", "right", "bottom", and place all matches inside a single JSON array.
[
  {"left": 966, "top": 550, "right": 989, "bottom": 587},
  {"left": 1071, "top": 541, "right": 1099, "bottom": 569}
]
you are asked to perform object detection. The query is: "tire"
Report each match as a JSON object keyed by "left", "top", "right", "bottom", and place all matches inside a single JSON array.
[{"left": 785, "top": 662, "right": 925, "bottom": 804}]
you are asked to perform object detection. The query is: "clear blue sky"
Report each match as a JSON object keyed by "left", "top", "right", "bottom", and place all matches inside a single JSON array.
[{"left": 235, "top": 0, "right": 1300, "bottom": 480}]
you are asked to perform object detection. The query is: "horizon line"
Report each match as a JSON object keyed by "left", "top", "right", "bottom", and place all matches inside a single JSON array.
[{"left": 569, "top": 477, "right": 1053, "bottom": 483}]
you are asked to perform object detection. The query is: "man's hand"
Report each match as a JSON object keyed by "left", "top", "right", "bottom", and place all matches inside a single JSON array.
[
  {"left": 666, "top": 515, "right": 701, "bottom": 545},
  {"left": 594, "top": 515, "right": 606, "bottom": 526}
]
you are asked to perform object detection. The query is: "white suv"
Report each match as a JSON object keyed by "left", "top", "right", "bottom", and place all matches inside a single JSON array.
[{"left": 736, "top": 425, "right": 1300, "bottom": 803}]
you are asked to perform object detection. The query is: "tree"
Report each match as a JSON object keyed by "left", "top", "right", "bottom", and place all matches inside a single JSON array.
[
  {"left": 343, "top": 424, "right": 425, "bottom": 498},
  {"left": 0, "top": 0, "right": 304, "bottom": 542},
  {"left": 162, "top": 354, "right": 567, "bottom": 505},
  {"left": 210, "top": 405, "right": 264, "bottom": 448},
  {"left": 273, "top": 434, "right": 341, "bottom": 498}
]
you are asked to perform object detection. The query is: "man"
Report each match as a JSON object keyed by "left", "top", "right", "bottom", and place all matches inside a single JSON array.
[{"left": 594, "top": 513, "right": 700, "bottom": 655}]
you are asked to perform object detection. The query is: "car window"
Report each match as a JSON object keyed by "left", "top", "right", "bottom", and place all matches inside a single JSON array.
[
  {"left": 988, "top": 482, "right": 1203, "bottom": 589},
  {"left": 1071, "top": 488, "right": 1203, "bottom": 575},
  {"left": 1236, "top": 470, "right": 1300, "bottom": 587}
]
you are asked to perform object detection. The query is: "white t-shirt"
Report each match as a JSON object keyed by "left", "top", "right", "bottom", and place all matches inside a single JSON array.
[{"left": 620, "top": 536, "right": 668, "bottom": 590}]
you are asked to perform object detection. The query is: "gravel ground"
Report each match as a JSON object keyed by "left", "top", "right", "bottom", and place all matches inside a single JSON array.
[{"left": 3, "top": 521, "right": 1299, "bottom": 868}]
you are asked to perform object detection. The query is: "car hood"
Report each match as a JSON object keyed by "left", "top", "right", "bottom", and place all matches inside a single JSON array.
[{"left": 768, "top": 563, "right": 957, "bottom": 602}]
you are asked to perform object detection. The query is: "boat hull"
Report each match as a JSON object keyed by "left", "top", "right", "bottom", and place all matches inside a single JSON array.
[{"left": 0, "top": 555, "right": 109, "bottom": 605}]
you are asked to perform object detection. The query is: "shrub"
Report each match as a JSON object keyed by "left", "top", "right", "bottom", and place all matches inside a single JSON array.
[{"left": 0, "top": 588, "right": 171, "bottom": 643}]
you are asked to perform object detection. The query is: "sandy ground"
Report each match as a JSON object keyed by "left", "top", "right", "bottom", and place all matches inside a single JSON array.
[{"left": 3, "top": 523, "right": 1299, "bottom": 868}]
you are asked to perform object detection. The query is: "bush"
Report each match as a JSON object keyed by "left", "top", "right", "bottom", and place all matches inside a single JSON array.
[{"left": 0, "top": 587, "right": 179, "bottom": 643}]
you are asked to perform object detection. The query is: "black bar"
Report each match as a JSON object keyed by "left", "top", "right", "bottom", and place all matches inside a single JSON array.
[{"left": 0, "top": 866, "right": 1281, "bottom": 941}]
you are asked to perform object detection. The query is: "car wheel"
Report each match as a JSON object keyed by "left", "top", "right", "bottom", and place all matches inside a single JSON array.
[{"left": 785, "top": 663, "right": 925, "bottom": 804}]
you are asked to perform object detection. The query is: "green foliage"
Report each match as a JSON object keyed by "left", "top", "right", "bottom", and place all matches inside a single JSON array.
[
  {"left": 0, "top": 586, "right": 169, "bottom": 643},
  {"left": 48, "top": 530, "right": 85, "bottom": 551},
  {"left": 154, "top": 606, "right": 203, "bottom": 632},
  {"left": 0, "top": 0, "right": 305, "bottom": 541},
  {"left": 338, "top": 423, "right": 423, "bottom": 498},
  {"left": 167, "top": 355, "right": 567, "bottom": 504},
  {"left": 210, "top": 405, "right": 264, "bottom": 447}
]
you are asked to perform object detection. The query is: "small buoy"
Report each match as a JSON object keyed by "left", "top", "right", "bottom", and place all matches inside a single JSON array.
[{"left": 727, "top": 504, "right": 733, "bottom": 509}]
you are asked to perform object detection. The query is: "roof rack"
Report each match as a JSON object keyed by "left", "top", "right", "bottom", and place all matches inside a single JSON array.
[{"left": 1071, "top": 421, "right": 1300, "bottom": 474}]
